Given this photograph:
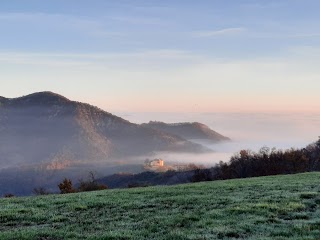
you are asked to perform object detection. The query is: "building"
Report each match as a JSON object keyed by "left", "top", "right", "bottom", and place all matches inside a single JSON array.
[{"left": 144, "top": 158, "right": 165, "bottom": 171}]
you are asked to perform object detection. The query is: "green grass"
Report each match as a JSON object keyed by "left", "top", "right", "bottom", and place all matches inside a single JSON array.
[{"left": 1, "top": 173, "right": 320, "bottom": 239}]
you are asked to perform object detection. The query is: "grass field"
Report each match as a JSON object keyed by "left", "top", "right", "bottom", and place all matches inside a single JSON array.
[{"left": 1, "top": 173, "right": 320, "bottom": 239}]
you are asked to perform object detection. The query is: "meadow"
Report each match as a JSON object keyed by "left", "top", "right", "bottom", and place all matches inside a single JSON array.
[{"left": 1, "top": 172, "right": 320, "bottom": 239}]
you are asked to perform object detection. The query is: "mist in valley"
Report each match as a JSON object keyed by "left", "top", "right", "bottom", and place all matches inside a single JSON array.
[{"left": 119, "top": 111, "right": 319, "bottom": 166}]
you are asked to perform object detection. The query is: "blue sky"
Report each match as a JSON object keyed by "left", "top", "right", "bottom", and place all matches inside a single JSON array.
[{"left": 1, "top": 0, "right": 320, "bottom": 112}]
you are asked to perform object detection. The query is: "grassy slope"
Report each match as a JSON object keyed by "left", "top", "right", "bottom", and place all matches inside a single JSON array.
[{"left": 1, "top": 173, "right": 320, "bottom": 240}]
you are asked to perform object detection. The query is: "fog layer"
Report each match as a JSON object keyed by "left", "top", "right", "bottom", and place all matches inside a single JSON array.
[{"left": 119, "top": 112, "right": 319, "bottom": 165}]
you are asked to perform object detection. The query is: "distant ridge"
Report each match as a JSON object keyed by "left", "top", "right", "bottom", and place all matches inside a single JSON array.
[
  {"left": 141, "top": 121, "right": 230, "bottom": 142},
  {"left": 3, "top": 91, "right": 70, "bottom": 106}
]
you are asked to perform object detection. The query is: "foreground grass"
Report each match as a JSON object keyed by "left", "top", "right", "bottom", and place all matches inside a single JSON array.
[{"left": 1, "top": 173, "right": 320, "bottom": 239}]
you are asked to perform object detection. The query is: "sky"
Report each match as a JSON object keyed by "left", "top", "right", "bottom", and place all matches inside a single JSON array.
[{"left": 1, "top": 0, "right": 320, "bottom": 113}]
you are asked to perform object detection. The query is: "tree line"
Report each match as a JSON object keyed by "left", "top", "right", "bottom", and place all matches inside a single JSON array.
[
  {"left": 31, "top": 171, "right": 107, "bottom": 196},
  {"left": 58, "top": 171, "right": 107, "bottom": 194},
  {"left": 192, "top": 138, "right": 320, "bottom": 182}
]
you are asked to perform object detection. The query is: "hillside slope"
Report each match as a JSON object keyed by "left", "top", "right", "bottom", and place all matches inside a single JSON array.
[
  {"left": 1, "top": 173, "right": 320, "bottom": 239},
  {"left": 0, "top": 92, "right": 208, "bottom": 169},
  {"left": 141, "top": 121, "right": 230, "bottom": 142}
]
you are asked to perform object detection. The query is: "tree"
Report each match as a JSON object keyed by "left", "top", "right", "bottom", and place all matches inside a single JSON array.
[
  {"left": 33, "top": 187, "right": 51, "bottom": 195},
  {"left": 191, "top": 169, "right": 213, "bottom": 182},
  {"left": 78, "top": 171, "right": 108, "bottom": 192},
  {"left": 58, "top": 178, "right": 76, "bottom": 194}
]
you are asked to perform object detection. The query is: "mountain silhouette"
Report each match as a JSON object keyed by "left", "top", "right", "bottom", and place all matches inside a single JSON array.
[{"left": 0, "top": 92, "right": 209, "bottom": 170}]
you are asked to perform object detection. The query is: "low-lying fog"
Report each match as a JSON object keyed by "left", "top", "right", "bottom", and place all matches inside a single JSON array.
[{"left": 119, "top": 112, "right": 319, "bottom": 166}]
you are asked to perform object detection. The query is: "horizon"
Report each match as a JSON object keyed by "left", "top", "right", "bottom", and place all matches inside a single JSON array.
[
  {"left": 1, "top": 0, "right": 320, "bottom": 113},
  {"left": 1, "top": 90, "right": 320, "bottom": 114}
]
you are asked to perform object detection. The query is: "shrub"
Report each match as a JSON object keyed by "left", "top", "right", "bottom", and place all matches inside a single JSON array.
[
  {"left": 58, "top": 178, "right": 77, "bottom": 194},
  {"left": 4, "top": 193, "right": 15, "bottom": 198},
  {"left": 78, "top": 172, "right": 108, "bottom": 192},
  {"left": 33, "top": 187, "right": 51, "bottom": 195}
]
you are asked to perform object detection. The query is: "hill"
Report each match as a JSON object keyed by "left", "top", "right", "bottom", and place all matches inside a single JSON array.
[
  {"left": 0, "top": 92, "right": 208, "bottom": 170},
  {"left": 141, "top": 121, "right": 230, "bottom": 142},
  {"left": 1, "top": 172, "right": 320, "bottom": 239}
]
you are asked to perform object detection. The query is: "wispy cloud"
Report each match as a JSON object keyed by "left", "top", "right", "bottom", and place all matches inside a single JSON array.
[
  {"left": 251, "top": 32, "right": 320, "bottom": 40},
  {"left": 0, "top": 12, "right": 123, "bottom": 38},
  {"left": 241, "top": 2, "right": 287, "bottom": 10},
  {"left": 108, "top": 16, "right": 167, "bottom": 26},
  {"left": 0, "top": 50, "right": 203, "bottom": 68},
  {"left": 0, "top": 52, "right": 91, "bottom": 66},
  {"left": 191, "top": 27, "right": 246, "bottom": 38}
]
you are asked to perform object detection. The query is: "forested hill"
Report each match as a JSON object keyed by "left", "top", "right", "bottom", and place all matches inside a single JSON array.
[{"left": 0, "top": 91, "right": 208, "bottom": 170}]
